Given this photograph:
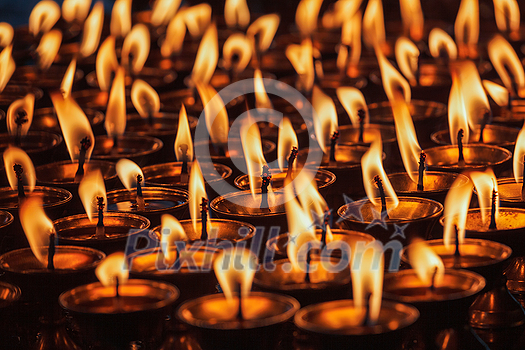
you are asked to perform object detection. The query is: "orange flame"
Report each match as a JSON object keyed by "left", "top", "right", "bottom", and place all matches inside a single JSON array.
[
  {"left": 408, "top": 238, "right": 445, "bottom": 287},
  {"left": 160, "top": 214, "right": 187, "bottom": 262},
  {"left": 443, "top": 175, "right": 473, "bottom": 248},
  {"left": 224, "top": 0, "right": 250, "bottom": 29},
  {"left": 277, "top": 118, "right": 298, "bottom": 172},
  {"left": 7, "top": 93, "right": 35, "bottom": 137},
  {"left": 514, "top": 123, "right": 525, "bottom": 183},
  {"left": 322, "top": 0, "right": 361, "bottom": 28},
  {"left": 222, "top": 33, "right": 252, "bottom": 73},
  {"left": 362, "top": 0, "right": 385, "bottom": 50},
  {"left": 60, "top": 58, "right": 76, "bottom": 99},
  {"left": 62, "top": 0, "right": 91, "bottom": 23},
  {"left": 295, "top": 170, "right": 328, "bottom": 229},
  {"left": 96, "top": 252, "right": 129, "bottom": 287},
  {"left": 3, "top": 146, "right": 36, "bottom": 193},
  {"left": 0, "top": 45, "right": 15, "bottom": 93},
  {"left": 96, "top": 36, "right": 119, "bottom": 92},
  {"left": 247, "top": 14, "right": 280, "bottom": 53},
  {"left": 174, "top": 104, "right": 194, "bottom": 162},
  {"left": 195, "top": 82, "right": 229, "bottom": 146},
  {"left": 110, "top": 0, "right": 132, "bottom": 38},
  {"left": 0, "top": 23, "right": 14, "bottom": 47},
  {"left": 483, "top": 80, "right": 508, "bottom": 107},
  {"left": 361, "top": 134, "right": 399, "bottom": 208},
  {"left": 214, "top": 248, "right": 257, "bottom": 302},
  {"left": 488, "top": 34, "right": 525, "bottom": 98},
  {"left": 116, "top": 158, "right": 143, "bottom": 191},
  {"left": 151, "top": 0, "right": 181, "bottom": 27},
  {"left": 183, "top": 4, "right": 212, "bottom": 38},
  {"left": 189, "top": 160, "right": 211, "bottom": 234},
  {"left": 448, "top": 72, "right": 469, "bottom": 145},
  {"left": 78, "top": 169, "right": 106, "bottom": 221},
  {"left": 428, "top": 28, "right": 458, "bottom": 60},
  {"left": 312, "top": 85, "right": 338, "bottom": 154},
  {"left": 79, "top": 2, "right": 104, "bottom": 58},
  {"left": 131, "top": 79, "right": 160, "bottom": 119},
  {"left": 50, "top": 91, "right": 95, "bottom": 161},
  {"left": 20, "top": 196, "right": 55, "bottom": 265},
  {"left": 121, "top": 24, "right": 151, "bottom": 75},
  {"left": 191, "top": 23, "right": 218, "bottom": 86},
  {"left": 454, "top": 0, "right": 479, "bottom": 59},
  {"left": 395, "top": 37, "right": 420, "bottom": 86},
  {"left": 493, "top": 0, "right": 520, "bottom": 39},
  {"left": 105, "top": 67, "right": 126, "bottom": 137},
  {"left": 29, "top": 0, "right": 61, "bottom": 36},
  {"left": 286, "top": 39, "right": 315, "bottom": 93},
  {"left": 470, "top": 169, "right": 498, "bottom": 224},
  {"left": 337, "top": 11, "right": 361, "bottom": 75},
  {"left": 161, "top": 10, "right": 186, "bottom": 57},
  {"left": 336, "top": 87, "right": 369, "bottom": 125},
  {"left": 295, "top": 0, "right": 323, "bottom": 38},
  {"left": 376, "top": 48, "right": 411, "bottom": 103},
  {"left": 254, "top": 69, "right": 272, "bottom": 110},
  {"left": 36, "top": 29, "right": 62, "bottom": 70},
  {"left": 400, "top": 0, "right": 424, "bottom": 41}
]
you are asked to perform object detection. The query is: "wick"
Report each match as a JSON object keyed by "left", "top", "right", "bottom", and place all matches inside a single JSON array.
[
  {"left": 417, "top": 151, "right": 426, "bottom": 191},
  {"left": 95, "top": 196, "right": 105, "bottom": 238},
  {"left": 260, "top": 165, "right": 271, "bottom": 211},
  {"left": 362, "top": 293, "right": 373, "bottom": 327},
  {"left": 374, "top": 175, "right": 389, "bottom": 219},
  {"left": 453, "top": 224, "right": 461, "bottom": 269},
  {"left": 13, "top": 163, "right": 25, "bottom": 199},
  {"left": 286, "top": 147, "right": 298, "bottom": 180},
  {"left": 430, "top": 267, "right": 438, "bottom": 292},
  {"left": 321, "top": 209, "right": 331, "bottom": 247},
  {"left": 237, "top": 282, "right": 244, "bottom": 323},
  {"left": 14, "top": 109, "right": 28, "bottom": 146},
  {"left": 136, "top": 174, "right": 145, "bottom": 211},
  {"left": 200, "top": 197, "right": 208, "bottom": 240},
  {"left": 304, "top": 242, "right": 312, "bottom": 283},
  {"left": 415, "top": 54, "right": 421, "bottom": 86},
  {"left": 180, "top": 144, "right": 189, "bottom": 183},
  {"left": 489, "top": 181, "right": 497, "bottom": 230},
  {"left": 75, "top": 137, "right": 91, "bottom": 181},
  {"left": 47, "top": 233, "right": 56, "bottom": 270},
  {"left": 141, "top": 97, "right": 154, "bottom": 126},
  {"left": 457, "top": 129, "right": 465, "bottom": 167},
  {"left": 329, "top": 131, "right": 339, "bottom": 165},
  {"left": 115, "top": 276, "right": 120, "bottom": 298},
  {"left": 522, "top": 155, "right": 525, "bottom": 201},
  {"left": 478, "top": 109, "right": 491, "bottom": 143},
  {"left": 508, "top": 91, "right": 514, "bottom": 112},
  {"left": 358, "top": 109, "right": 365, "bottom": 143}
]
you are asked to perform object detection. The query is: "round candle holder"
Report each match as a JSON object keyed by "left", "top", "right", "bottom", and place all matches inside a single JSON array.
[
  {"left": 9, "top": 65, "right": 84, "bottom": 89},
  {"left": 0, "top": 281, "right": 21, "bottom": 348},
  {"left": 177, "top": 291, "right": 300, "bottom": 350},
  {"left": 32, "top": 107, "right": 105, "bottom": 136},
  {"left": 491, "top": 99, "right": 525, "bottom": 128},
  {"left": 0, "top": 131, "right": 63, "bottom": 166},
  {"left": 279, "top": 74, "right": 367, "bottom": 96},
  {"left": 293, "top": 299, "right": 419, "bottom": 350},
  {"left": 0, "top": 85, "right": 43, "bottom": 111},
  {"left": 53, "top": 212, "right": 150, "bottom": 254},
  {"left": 85, "top": 67, "right": 177, "bottom": 89},
  {"left": 431, "top": 125, "right": 519, "bottom": 151},
  {"left": 71, "top": 88, "right": 133, "bottom": 111},
  {"left": 0, "top": 186, "right": 72, "bottom": 219},
  {"left": 59, "top": 279, "right": 179, "bottom": 350},
  {"left": 496, "top": 177, "right": 525, "bottom": 208},
  {"left": 91, "top": 135, "right": 163, "bottom": 165}
]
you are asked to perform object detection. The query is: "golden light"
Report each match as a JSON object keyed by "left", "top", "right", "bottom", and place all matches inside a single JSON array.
[
  {"left": 454, "top": 0, "right": 479, "bottom": 59},
  {"left": 395, "top": 37, "right": 419, "bottom": 86},
  {"left": 195, "top": 82, "right": 229, "bottom": 146},
  {"left": 428, "top": 28, "right": 458, "bottom": 60},
  {"left": 214, "top": 248, "right": 257, "bottom": 303},
  {"left": 191, "top": 23, "right": 218, "bottom": 86},
  {"left": 110, "top": 0, "right": 132, "bottom": 38},
  {"left": 62, "top": 0, "right": 91, "bottom": 23},
  {"left": 470, "top": 169, "right": 498, "bottom": 225},
  {"left": 20, "top": 196, "right": 55, "bottom": 265},
  {"left": 36, "top": 29, "right": 62, "bottom": 71},
  {"left": 488, "top": 34, "right": 525, "bottom": 98},
  {"left": 160, "top": 214, "right": 187, "bottom": 263},
  {"left": 174, "top": 104, "right": 194, "bottom": 162},
  {"left": 483, "top": 80, "right": 509, "bottom": 107},
  {"left": 29, "top": 0, "right": 61, "bottom": 36},
  {"left": 189, "top": 160, "right": 211, "bottom": 233},
  {"left": 116, "top": 158, "right": 143, "bottom": 191},
  {"left": 336, "top": 86, "right": 369, "bottom": 125},
  {"left": 295, "top": 0, "right": 323, "bottom": 38},
  {"left": 50, "top": 91, "right": 95, "bottom": 161},
  {"left": 247, "top": 14, "right": 280, "bottom": 53},
  {"left": 277, "top": 118, "right": 298, "bottom": 172},
  {"left": 448, "top": 72, "right": 469, "bottom": 146},
  {"left": 361, "top": 133, "right": 399, "bottom": 208},
  {"left": 336, "top": 11, "right": 361, "bottom": 77},
  {"left": 362, "top": 0, "right": 385, "bottom": 50},
  {"left": 161, "top": 10, "right": 186, "bottom": 57},
  {"left": 96, "top": 252, "right": 129, "bottom": 287},
  {"left": 285, "top": 39, "right": 315, "bottom": 93},
  {"left": 105, "top": 67, "right": 127, "bottom": 138},
  {"left": 183, "top": 4, "right": 212, "bottom": 38},
  {"left": 96, "top": 36, "right": 119, "bottom": 92},
  {"left": 79, "top": 2, "right": 104, "bottom": 58},
  {"left": 0, "top": 45, "right": 15, "bottom": 93},
  {"left": 224, "top": 0, "right": 250, "bottom": 29},
  {"left": 312, "top": 85, "right": 338, "bottom": 154},
  {"left": 254, "top": 69, "right": 272, "bottom": 110},
  {"left": 399, "top": 0, "right": 424, "bottom": 41},
  {"left": 351, "top": 241, "right": 384, "bottom": 325},
  {"left": 60, "top": 58, "right": 77, "bottom": 99},
  {"left": 151, "top": 0, "right": 181, "bottom": 27},
  {"left": 0, "top": 23, "right": 14, "bottom": 47},
  {"left": 121, "top": 24, "right": 151, "bottom": 75},
  {"left": 322, "top": 0, "right": 361, "bottom": 28},
  {"left": 443, "top": 175, "right": 473, "bottom": 248},
  {"left": 408, "top": 238, "right": 445, "bottom": 288},
  {"left": 6, "top": 93, "right": 35, "bottom": 137},
  {"left": 222, "top": 33, "right": 252, "bottom": 74},
  {"left": 295, "top": 170, "right": 329, "bottom": 234},
  {"left": 131, "top": 79, "right": 161, "bottom": 119},
  {"left": 514, "top": 122, "right": 525, "bottom": 183},
  {"left": 78, "top": 169, "right": 106, "bottom": 221},
  {"left": 377, "top": 48, "right": 411, "bottom": 103},
  {"left": 3, "top": 146, "right": 36, "bottom": 193},
  {"left": 493, "top": 0, "right": 520, "bottom": 39}
]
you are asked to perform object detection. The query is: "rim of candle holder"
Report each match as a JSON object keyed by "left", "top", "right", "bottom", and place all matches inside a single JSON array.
[
  {"left": 0, "top": 85, "right": 43, "bottom": 106},
  {"left": 369, "top": 62, "right": 452, "bottom": 87},
  {"left": 491, "top": 98, "right": 525, "bottom": 125},
  {"left": 0, "top": 281, "right": 21, "bottom": 306},
  {"left": 70, "top": 89, "right": 133, "bottom": 111},
  {"left": 297, "top": 144, "right": 372, "bottom": 170},
  {"left": 142, "top": 162, "right": 233, "bottom": 187},
  {"left": 106, "top": 187, "right": 189, "bottom": 214},
  {"left": 233, "top": 168, "right": 336, "bottom": 192},
  {"left": 33, "top": 107, "right": 104, "bottom": 132},
  {"left": 0, "top": 210, "right": 14, "bottom": 229},
  {"left": 210, "top": 190, "right": 287, "bottom": 218},
  {"left": 367, "top": 100, "right": 447, "bottom": 122},
  {"left": 430, "top": 125, "right": 519, "bottom": 148},
  {"left": 382, "top": 269, "right": 486, "bottom": 303},
  {"left": 35, "top": 160, "right": 117, "bottom": 186},
  {"left": 194, "top": 138, "right": 277, "bottom": 161},
  {"left": 387, "top": 171, "right": 470, "bottom": 195},
  {"left": 337, "top": 124, "right": 397, "bottom": 146},
  {"left": 294, "top": 299, "right": 419, "bottom": 336},
  {"left": 0, "top": 131, "right": 63, "bottom": 154},
  {"left": 125, "top": 112, "right": 199, "bottom": 136},
  {"left": 423, "top": 144, "right": 512, "bottom": 170},
  {"left": 496, "top": 177, "right": 525, "bottom": 204},
  {"left": 0, "top": 186, "right": 73, "bottom": 211},
  {"left": 59, "top": 279, "right": 180, "bottom": 314},
  {"left": 10, "top": 66, "right": 84, "bottom": 87},
  {"left": 439, "top": 207, "right": 525, "bottom": 233},
  {"left": 176, "top": 291, "right": 300, "bottom": 330},
  {"left": 85, "top": 67, "right": 177, "bottom": 88},
  {"left": 92, "top": 135, "right": 164, "bottom": 160}
]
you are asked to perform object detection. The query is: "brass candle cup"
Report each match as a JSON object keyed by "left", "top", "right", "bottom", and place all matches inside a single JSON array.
[
  {"left": 177, "top": 291, "right": 300, "bottom": 350},
  {"left": 0, "top": 131, "right": 63, "bottom": 166},
  {"left": 32, "top": 107, "right": 105, "bottom": 136},
  {"left": 293, "top": 299, "right": 419, "bottom": 350},
  {"left": 53, "top": 212, "right": 150, "bottom": 254},
  {"left": 59, "top": 279, "right": 179, "bottom": 350},
  {"left": 431, "top": 125, "right": 519, "bottom": 151},
  {"left": 91, "top": 135, "right": 163, "bottom": 166},
  {"left": 85, "top": 67, "right": 177, "bottom": 89},
  {"left": 0, "top": 281, "right": 21, "bottom": 347},
  {"left": 496, "top": 177, "right": 525, "bottom": 208},
  {"left": 9, "top": 65, "right": 84, "bottom": 89},
  {"left": 279, "top": 74, "right": 367, "bottom": 96},
  {"left": 491, "top": 99, "right": 525, "bottom": 128},
  {"left": 0, "top": 85, "right": 43, "bottom": 111}
]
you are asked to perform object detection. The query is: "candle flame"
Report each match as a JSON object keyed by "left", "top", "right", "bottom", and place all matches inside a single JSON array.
[
  {"left": 0, "top": 23, "right": 14, "bottom": 47},
  {"left": 29, "top": 0, "right": 61, "bottom": 36},
  {"left": 483, "top": 80, "right": 508, "bottom": 107},
  {"left": 195, "top": 82, "right": 229, "bottom": 146},
  {"left": 399, "top": 0, "right": 424, "bottom": 41},
  {"left": 96, "top": 36, "right": 119, "bottom": 92},
  {"left": 96, "top": 252, "right": 129, "bottom": 287},
  {"left": 336, "top": 87, "right": 369, "bottom": 125},
  {"left": 224, "top": 0, "right": 250, "bottom": 29},
  {"left": 454, "top": 0, "right": 479, "bottom": 58},
  {"left": 105, "top": 66, "right": 126, "bottom": 137},
  {"left": 6, "top": 93, "right": 35, "bottom": 137},
  {"left": 214, "top": 248, "right": 257, "bottom": 302},
  {"left": 337, "top": 11, "right": 361, "bottom": 77},
  {"left": 295, "top": 0, "right": 323, "bottom": 38},
  {"left": 513, "top": 122, "right": 525, "bottom": 183},
  {"left": 110, "top": 0, "right": 132, "bottom": 38},
  {"left": 322, "top": 0, "right": 361, "bottom": 28},
  {"left": 121, "top": 24, "right": 151, "bottom": 75},
  {"left": 362, "top": 0, "right": 386, "bottom": 50},
  {"left": 395, "top": 37, "right": 419, "bottom": 86},
  {"left": 295, "top": 170, "right": 328, "bottom": 230},
  {"left": 286, "top": 39, "right": 315, "bottom": 93},
  {"left": 408, "top": 238, "right": 445, "bottom": 288},
  {"left": 161, "top": 9, "right": 186, "bottom": 56},
  {"left": 493, "top": 0, "right": 520, "bottom": 39},
  {"left": 36, "top": 29, "right": 62, "bottom": 71},
  {"left": 443, "top": 175, "right": 473, "bottom": 248},
  {"left": 60, "top": 57, "right": 77, "bottom": 98},
  {"left": 183, "top": 4, "right": 212, "bottom": 38},
  {"left": 151, "top": 0, "right": 181, "bottom": 27},
  {"left": 277, "top": 118, "right": 298, "bottom": 172},
  {"left": 488, "top": 34, "right": 525, "bottom": 98},
  {"left": 160, "top": 214, "right": 187, "bottom": 262},
  {"left": 448, "top": 72, "right": 469, "bottom": 145},
  {"left": 116, "top": 159, "right": 143, "bottom": 191},
  {"left": 191, "top": 23, "right": 218, "bottom": 86},
  {"left": 312, "top": 85, "right": 338, "bottom": 154},
  {"left": 50, "top": 91, "right": 95, "bottom": 161},
  {"left": 3, "top": 146, "right": 36, "bottom": 193},
  {"left": 0, "top": 45, "right": 15, "bottom": 93},
  {"left": 254, "top": 69, "right": 272, "bottom": 110},
  {"left": 131, "top": 79, "right": 160, "bottom": 119},
  {"left": 174, "top": 104, "right": 193, "bottom": 162},
  {"left": 428, "top": 28, "right": 458, "bottom": 60},
  {"left": 79, "top": 2, "right": 104, "bottom": 57},
  {"left": 247, "top": 14, "right": 280, "bottom": 53},
  {"left": 470, "top": 169, "right": 498, "bottom": 224},
  {"left": 78, "top": 169, "right": 106, "bottom": 221},
  {"left": 62, "top": 0, "right": 91, "bottom": 23},
  {"left": 189, "top": 160, "right": 210, "bottom": 233},
  {"left": 20, "top": 195, "right": 55, "bottom": 265},
  {"left": 376, "top": 48, "right": 411, "bottom": 103},
  {"left": 222, "top": 33, "right": 252, "bottom": 74}
]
